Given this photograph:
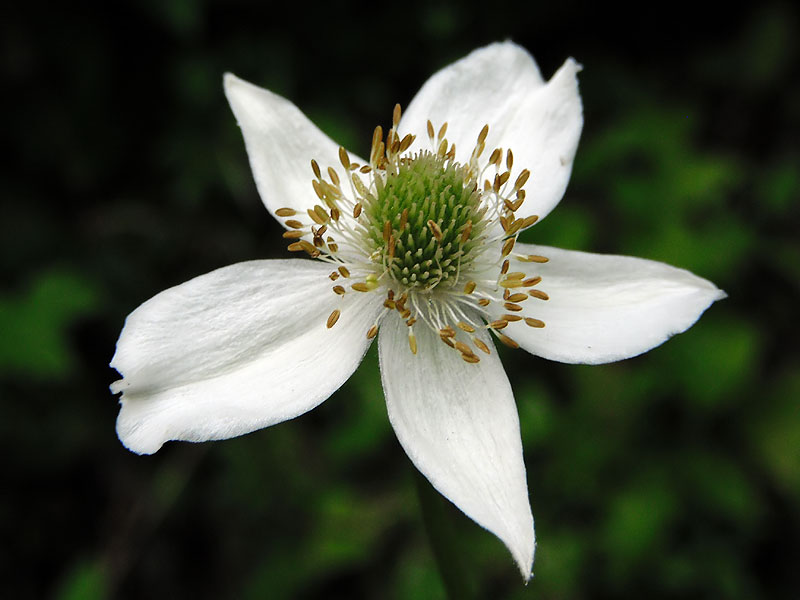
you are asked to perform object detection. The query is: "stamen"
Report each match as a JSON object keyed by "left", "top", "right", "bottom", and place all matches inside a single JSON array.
[
  {"left": 302, "top": 108, "right": 549, "bottom": 364},
  {"left": 524, "top": 317, "right": 546, "bottom": 328},
  {"left": 473, "top": 338, "right": 491, "bottom": 354},
  {"left": 339, "top": 146, "right": 350, "bottom": 170},
  {"left": 518, "top": 254, "right": 549, "bottom": 263},
  {"left": 497, "top": 333, "right": 520, "bottom": 349}
]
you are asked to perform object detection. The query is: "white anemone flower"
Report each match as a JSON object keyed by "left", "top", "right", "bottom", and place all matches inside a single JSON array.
[{"left": 110, "top": 42, "right": 725, "bottom": 580}]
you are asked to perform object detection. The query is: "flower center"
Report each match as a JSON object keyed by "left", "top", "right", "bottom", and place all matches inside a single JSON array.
[
  {"left": 362, "top": 151, "right": 485, "bottom": 290},
  {"left": 274, "top": 104, "right": 552, "bottom": 363}
]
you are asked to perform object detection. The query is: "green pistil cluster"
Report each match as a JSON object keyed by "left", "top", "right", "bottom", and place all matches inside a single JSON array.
[{"left": 363, "top": 152, "right": 486, "bottom": 290}]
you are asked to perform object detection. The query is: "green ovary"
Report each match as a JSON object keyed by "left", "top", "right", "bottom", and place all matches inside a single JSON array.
[{"left": 363, "top": 152, "right": 486, "bottom": 290}]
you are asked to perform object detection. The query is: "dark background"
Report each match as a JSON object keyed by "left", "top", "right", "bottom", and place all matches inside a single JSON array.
[{"left": 2, "top": 1, "right": 798, "bottom": 598}]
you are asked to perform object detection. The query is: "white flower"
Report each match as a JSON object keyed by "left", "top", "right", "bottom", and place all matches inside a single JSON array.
[{"left": 110, "top": 42, "right": 725, "bottom": 580}]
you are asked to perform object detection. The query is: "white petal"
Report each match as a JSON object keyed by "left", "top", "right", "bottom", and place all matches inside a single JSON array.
[
  {"left": 399, "top": 42, "right": 583, "bottom": 222},
  {"left": 501, "top": 244, "right": 727, "bottom": 364},
  {"left": 111, "top": 259, "right": 382, "bottom": 454},
  {"left": 378, "top": 313, "right": 535, "bottom": 579},
  {"left": 224, "top": 73, "right": 364, "bottom": 222}
]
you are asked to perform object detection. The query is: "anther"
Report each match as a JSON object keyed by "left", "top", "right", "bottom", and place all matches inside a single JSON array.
[
  {"left": 353, "top": 203, "right": 362, "bottom": 218},
  {"left": 477, "top": 124, "right": 489, "bottom": 146},
  {"left": 497, "top": 333, "right": 520, "bottom": 349},
  {"left": 351, "top": 282, "right": 370, "bottom": 292},
  {"left": 283, "top": 230, "right": 304, "bottom": 239},
  {"left": 329, "top": 272, "right": 339, "bottom": 281},
  {"left": 310, "top": 159, "right": 321, "bottom": 179},
  {"left": 408, "top": 333, "right": 418, "bottom": 355},
  {"left": 457, "top": 321, "right": 476, "bottom": 333},
  {"left": 463, "top": 280, "right": 476, "bottom": 294},
  {"left": 504, "top": 302, "right": 523, "bottom": 312},
  {"left": 502, "top": 314, "right": 523, "bottom": 322},
  {"left": 454, "top": 341, "right": 475, "bottom": 357},
  {"left": 314, "top": 205, "right": 329, "bottom": 223},
  {"left": 473, "top": 338, "right": 491, "bottom": 354},
  {"left": 276, "top": 208, "right": 296, "bottom": 217},
  {"left": 506, "top": 293, "right": 528, "bottom": 303},
  {"left": 461, "top": 354, "right": 480, "bottom": 364},
  {"left": 393, "top": 103, "right": 402, "bottom": 128},
  {"left": 367, "top": 325, "right": 379, "bottom": 339},
  {"left": 523, "top": 276, "right": 542, "bottom": 287},
  {"left": 529, "top": 290, "right": 550, "bottom": 301},
  {"left": 489, "top": 320, "right": 508, "bottom": 330},
  {"left": 332, "top": 285, "right": 345, "bottom": 295},
  {"left": 514, "top": 169, "right": 530, "bottom": 191},
  {"left": 285, "top": 219, "right": 304, "bottom": 229},
  {"left": 326, "top": 309, "right": 341, "bottom": 328},
  {"left": 524, "top": 317, "right": 546, "bottom": 328},
  {"left": 460, "top": 221, "right": 472, "bottom": 244},
  {"left": 339, "top": 147, "right": 350, "bottom": 170},
  {"left": 427, "top": 220, "right": 443, "bottom": 242},
  {"left": 307, "top": 208, "right": 325, "bottom": 225},
  {"left": 338, "top": 266, "right": 350, "bottom": 278},
  {"left": 501, "top": 238, "right": 516, "bottom": 257},
  {"left": 327, "top": 167, "right": 340, "bottom": 186},
  {"left": 519, "top": 254, "right": 549, "bottom": 263},
  {"left": 500, "top": 279, "right": 524, "bottom": 289}
]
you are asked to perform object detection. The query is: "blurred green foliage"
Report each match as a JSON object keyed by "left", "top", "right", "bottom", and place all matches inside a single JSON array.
[{"left": 1, "top": 1, "right": 798, "bottom": 599}]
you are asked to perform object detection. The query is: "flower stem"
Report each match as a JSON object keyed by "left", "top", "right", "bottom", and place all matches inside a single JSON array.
[{"left": 413, "top": 469, "right": 477, "bottom": 600}]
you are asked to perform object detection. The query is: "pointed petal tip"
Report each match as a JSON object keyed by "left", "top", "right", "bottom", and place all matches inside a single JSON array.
[
  {"left": 516, "top": 543, "right": 535, "bottom": 583},
  {"left": 222, "top": 71, "right": 237, "bottom": 89},
  {"left": 223, "top": 72, "right": 250, "bottom": 98}
]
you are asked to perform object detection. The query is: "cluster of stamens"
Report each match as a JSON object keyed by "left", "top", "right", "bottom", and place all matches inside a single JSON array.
[{"left": 276, "top": 104, "right": 551, "bottom": 363}]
